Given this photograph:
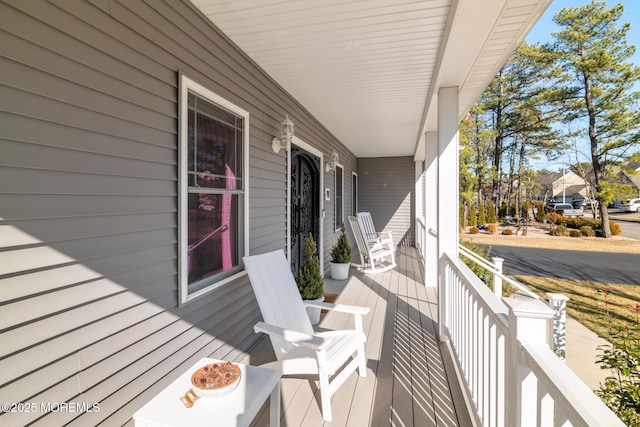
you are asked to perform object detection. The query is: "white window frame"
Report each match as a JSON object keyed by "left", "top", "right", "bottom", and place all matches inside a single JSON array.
[
  {"left": 334, "top": 163, "right": 344, "bottom": 231},
  {"left": 178, "top": 73, "right": 250, "bottom": 304}
]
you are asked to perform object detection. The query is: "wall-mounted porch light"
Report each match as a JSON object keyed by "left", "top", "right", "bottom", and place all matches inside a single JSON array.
[
  {"left": 325, "top": 150, "right": 339, "bottom": 172},
  {"left": 271, "top": 115, "right": 295, "bottom": 153}
]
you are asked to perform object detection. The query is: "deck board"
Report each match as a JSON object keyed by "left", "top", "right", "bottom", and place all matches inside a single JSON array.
[{"left": 245, "top": 246, "right": 472, "bottom": 426}]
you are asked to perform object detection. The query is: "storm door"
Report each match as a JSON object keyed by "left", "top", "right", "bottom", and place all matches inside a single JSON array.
[{"left": 290, "top": 145, "right": 321, "bottom": 274}]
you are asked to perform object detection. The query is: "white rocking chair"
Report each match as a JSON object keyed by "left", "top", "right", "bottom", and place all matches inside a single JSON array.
[
  {"left": 348, "top": 215, "right": 396, "bottom": 273},
  {"left": 356, "top": 211, "right": 394, "bottom": 248},
  {"left": 243, "top": 249, "right": 370, "bottom": 422}
]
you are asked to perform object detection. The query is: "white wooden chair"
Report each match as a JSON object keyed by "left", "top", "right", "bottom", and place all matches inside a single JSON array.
[
  {"left": 348, "top": 215, "right": 396, "bottom": 273},
  {"left": 356, "top": 211, "right": 394, "bottom": 247},
  {"left": 243, "top": 249, "right": 370, "bottom": 422}
]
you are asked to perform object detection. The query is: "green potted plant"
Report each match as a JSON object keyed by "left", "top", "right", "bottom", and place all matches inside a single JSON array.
[
  {"left": 296, "top": 233, "right": 325, "bottom": 324},
  {"left": 329, "top": 224, "right": 352, "bottom": 280}
]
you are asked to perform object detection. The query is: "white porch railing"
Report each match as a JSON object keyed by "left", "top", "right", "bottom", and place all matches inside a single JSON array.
[
  {"left": 458, "top": 244, "right": 569, "bottom": 359},
  {"left": 439, "top": 252, "right": 623, "bottom": 427}
]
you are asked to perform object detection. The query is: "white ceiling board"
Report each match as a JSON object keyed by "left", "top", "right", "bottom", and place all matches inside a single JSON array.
[{"left": 190, "top": 0, "right": 552, "bottom": 158}]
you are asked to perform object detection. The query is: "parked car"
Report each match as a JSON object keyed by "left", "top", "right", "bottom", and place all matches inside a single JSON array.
[
  {"left": 547, "top": 203, "right": 584, "bottom": 218},
  {"left": 621, "top": 198, "right": 640, "bottom": 213},
  {"left": 571, "top": 199, "right": 585, "bottom": 209}
]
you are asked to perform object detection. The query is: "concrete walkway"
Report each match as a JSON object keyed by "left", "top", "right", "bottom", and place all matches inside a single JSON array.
[{"left": 565, "top": 315, "right": 611, "bottom": 391}]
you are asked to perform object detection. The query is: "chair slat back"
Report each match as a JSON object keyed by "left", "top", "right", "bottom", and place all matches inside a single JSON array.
[
  {"left": 356, "top": 212, "right": 378, "bottom": 242},
  {"left": 348, "top": 216, "right": 369, "bottom": 255},
  {"left": 244, "top": 250, "right": 314, "bottom": 338}
]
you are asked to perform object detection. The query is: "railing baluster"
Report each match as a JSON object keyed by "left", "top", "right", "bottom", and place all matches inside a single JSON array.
[{"left": 492, "top": 257, "right": 503, "bottom": 297}]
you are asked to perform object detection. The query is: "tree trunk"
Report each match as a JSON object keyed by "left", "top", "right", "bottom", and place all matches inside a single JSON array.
[
  {"left": 583, "top": 67, "right": 611, "bottom": 238},
  {"left": 517, "top": 137, "right": 526, "bottom": 218},
  {"left": 492, "top": 73, "right": 505, "bottom": 202},
  {"left": 505, "top": 140, "right": 517, "bottom": 216}
]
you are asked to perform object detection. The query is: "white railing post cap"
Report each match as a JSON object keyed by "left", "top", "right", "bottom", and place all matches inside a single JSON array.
[
  {"left": 503, "top": 297, "right": 554, "bottom": 319},
  {"left": 546, "top": 293, "right": 570, "bottom": 302}
]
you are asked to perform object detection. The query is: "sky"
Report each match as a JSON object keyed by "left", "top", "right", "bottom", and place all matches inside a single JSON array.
[
  {"left": 522, "top": 0, "right": 640, "bottom": 171},
  {"left": 526, "top": 0, "right": 640, "bottom": 55}
]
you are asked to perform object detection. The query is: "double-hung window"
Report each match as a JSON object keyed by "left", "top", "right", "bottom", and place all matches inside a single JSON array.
[
  {"left": 178, "top": 74, "right": 248, "bottom": 303},
  {"left": 334, "top": 164, "right": 344, "bottom": 231}
]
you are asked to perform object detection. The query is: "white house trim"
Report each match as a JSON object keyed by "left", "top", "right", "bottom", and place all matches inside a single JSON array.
[
  {"left": 425, "top": 131, "right": 438, "bottom": 289},
  {"left": 437, "top": 86, "right": 460, "bottom": 340}
]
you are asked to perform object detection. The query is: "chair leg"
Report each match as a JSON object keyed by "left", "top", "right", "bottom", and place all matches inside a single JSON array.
[
  {"left": 318, "top": 366, "right": 332, "bottom": 422},
  {"left": 357, "top": 343, "right": 367, "bottom": 377}
]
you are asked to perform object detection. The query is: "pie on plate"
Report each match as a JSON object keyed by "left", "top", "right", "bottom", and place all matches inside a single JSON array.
[{"left": 191, "top": 362, "right": 242, "bottom": 398}]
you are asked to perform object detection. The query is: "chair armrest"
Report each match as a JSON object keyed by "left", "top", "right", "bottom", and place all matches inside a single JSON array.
[
  {"left": 302, "top": 302, "right": 369, "bottom": 333},
  {"left": 254, "top": 321, "right": 328, "bottom": 350},
  {"left": 303, "top": 301, "right": 370, "bottom": 316}
]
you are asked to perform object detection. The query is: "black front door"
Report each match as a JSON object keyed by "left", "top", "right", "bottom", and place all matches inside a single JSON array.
[{"left": 290, "top": 146, "right": 320, "bottom": 274}]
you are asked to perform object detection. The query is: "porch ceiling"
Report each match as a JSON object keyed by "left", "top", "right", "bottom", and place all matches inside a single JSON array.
[{"left": 190, "top": 0, "right": 551, "bottom": 159}]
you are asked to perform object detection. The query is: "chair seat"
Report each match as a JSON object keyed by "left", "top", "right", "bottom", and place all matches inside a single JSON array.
[
  {"left": 316, "top": 330, "right": 367, "bottom": 375},
  {"left": 273, "top": 329, "right": 366, "bottom": 376}
]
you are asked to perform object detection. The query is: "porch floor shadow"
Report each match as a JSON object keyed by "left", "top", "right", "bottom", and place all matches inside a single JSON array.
[{"left": 243, "top": 246, "right": 473, "bottom": 427}]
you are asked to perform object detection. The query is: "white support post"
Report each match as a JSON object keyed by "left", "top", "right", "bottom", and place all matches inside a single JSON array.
[
  {"left": 492, "top": 257, "right": 504, "bottom": 297},
  {"left": 504, "top": 298, "right": 554, "bottom": 427},
  {"left": 437, "top": 87, "right": 459, "bottom": 340},
  {"left": 546, "top": 293, "right": 570, "bottom": 360},
  {"left": 425, "top": 131, "right": 438, "bottom": 288},
  {"left": 415, "top": 160, "right": 424, "bottom": 255}
]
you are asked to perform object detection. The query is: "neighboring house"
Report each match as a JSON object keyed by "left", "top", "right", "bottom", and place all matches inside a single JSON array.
[
  {"left": 536, "top": 171, "right": 590, "bottom": 203},
  {"left": 0, "top": 1, "right": 554, "bottom": 425},
  {"left": 615, "top": 164, "right": 640, "bottom": 199}
]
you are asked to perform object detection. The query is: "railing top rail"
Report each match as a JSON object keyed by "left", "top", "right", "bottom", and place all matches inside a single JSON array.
[
  {"left": 458, "top": 243, "right": 540, "bottom": 300},
  {"left": 522, "top": 342, "right": 625, "bottom": 427}
]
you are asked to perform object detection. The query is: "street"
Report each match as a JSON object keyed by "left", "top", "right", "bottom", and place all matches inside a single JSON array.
[
  {"left": 484, "top": 245, "right": 640, "bottom": 285},
  {"left": 616, "top": 218, "right": 640, "bottom": 240}
]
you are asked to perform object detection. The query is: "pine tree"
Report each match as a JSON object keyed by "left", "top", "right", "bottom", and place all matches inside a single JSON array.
[
  {"left": 330, "top": 224, "right": 352, "bottom": 263},
  {"left": 478, "top": 203, "right": 487, "bottom": 226},
  {"left": 486, "top": 200, "right": 497, "bottom": 224},
  {"left": 296, "top": 234, "right": 324, "bottom": 300},
  {"left": 468, "top": 203, "right": 477, "bottom": 227},
  {"left": 548, "top": 1, "right": 640, "bottom": 237}
]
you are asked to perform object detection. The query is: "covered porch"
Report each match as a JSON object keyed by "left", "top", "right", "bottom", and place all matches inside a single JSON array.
[
  {"left": 245, "top": 246, "right": 472, "bottom": 427},
  {"left": 0, "top": 0, "right": 625, "bottom": 425}
]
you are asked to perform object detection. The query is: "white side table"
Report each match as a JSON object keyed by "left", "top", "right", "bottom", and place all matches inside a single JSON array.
[{"left": 133, "top": 358, "right": 281, "bottom": 427}]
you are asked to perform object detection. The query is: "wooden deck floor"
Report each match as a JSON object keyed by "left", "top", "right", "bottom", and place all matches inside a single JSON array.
[{"left": 243, "top": 246, "right": 472, "bottom": 427}]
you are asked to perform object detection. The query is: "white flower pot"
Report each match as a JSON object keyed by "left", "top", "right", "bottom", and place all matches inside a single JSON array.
[
  {"left": 329, "top": 262, "right": 350, "bottom": 280},
  {"left": 305, "top": 296, "right": 325, "bottom": 325}
]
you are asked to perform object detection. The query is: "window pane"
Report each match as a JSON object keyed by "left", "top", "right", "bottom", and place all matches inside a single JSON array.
[
  {"left": 335, "top": 166, "right": 343, "bottom": 229},
  {"left": 187, "top": 192, "right": 239, "bottom": 285},
  {"left": 188, "top": 92, "right": 243, "bottom": 190},
  {"left": 352, "top": 174, "right": 358, "bottom": 216}
]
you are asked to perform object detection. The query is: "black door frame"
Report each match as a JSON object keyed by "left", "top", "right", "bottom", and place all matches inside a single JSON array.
[{"left": 287, "top": 137, "right": 324, "bottom": 273}]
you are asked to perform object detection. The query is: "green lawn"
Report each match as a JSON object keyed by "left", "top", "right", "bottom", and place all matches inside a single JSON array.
[{"left": 515, "top": 276, "right": 640, "bottom": 340}]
